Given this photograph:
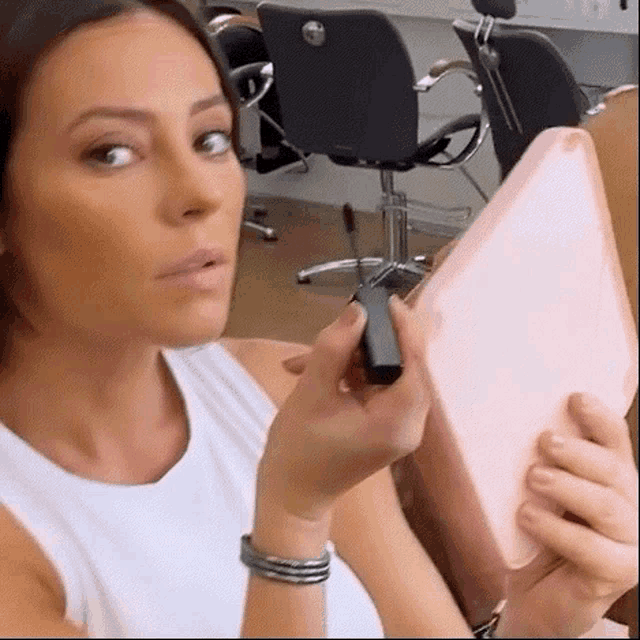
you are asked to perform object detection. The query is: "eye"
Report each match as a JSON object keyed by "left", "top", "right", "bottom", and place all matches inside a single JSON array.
[
  {"left": 195, "top": 131, "right": 232, "bottom": 156},
  {"left": 85, "top": 144, "right": 136, "bottom": 168}
]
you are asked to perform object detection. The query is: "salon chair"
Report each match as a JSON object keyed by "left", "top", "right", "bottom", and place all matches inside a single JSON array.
[
  {"left": 256, "top": 3, "right": 490, "bottom": 293},
  {"left": 205, "top": 8, "right": 310, "bottom": 241},
  {"left": 452, "top": 0, "right": 591, "bottom": 181}
]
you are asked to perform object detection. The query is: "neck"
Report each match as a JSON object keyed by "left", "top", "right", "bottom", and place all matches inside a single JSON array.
[{"left": 0, "top": 325, "right": 185, "bottom": 461}]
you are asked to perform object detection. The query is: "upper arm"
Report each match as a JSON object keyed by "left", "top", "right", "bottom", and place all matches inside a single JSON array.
[
  {"left": 329, "top": 467, "right": 473, "bottom": 638},
  {"left": 0, "top": 505, "right": 87, "bottom": 637}
]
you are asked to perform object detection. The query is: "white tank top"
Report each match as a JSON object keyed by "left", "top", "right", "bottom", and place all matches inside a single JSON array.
[{"left": 0, "top": 342, "right": 383, "bottom": 638}]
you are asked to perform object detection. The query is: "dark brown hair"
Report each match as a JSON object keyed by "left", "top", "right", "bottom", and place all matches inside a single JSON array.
[{"left": 0, "top": 0, "right": 240, "bottom": 357}]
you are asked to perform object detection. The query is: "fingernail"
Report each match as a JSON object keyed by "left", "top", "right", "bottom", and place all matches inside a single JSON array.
[
  {"left": 549, "top": 433, "right": 565, "bottom": 450},
  {"left": 530, "top": 466, "right": 554, "bottom": 486},
  {"left": 343, "top": 301, "right": 365, "bottom": 326},
  {"left": 519, "top": 502, "right": 538, "bottom": 525},
  {"left": 571, "top": 392, "right": 597, "bottom": 413},
  {"left": 388, "top": 293, "right": 403, "bottom": 308},
  {"left": 580, "top": 393, "right": 600, "bottom": 413}
]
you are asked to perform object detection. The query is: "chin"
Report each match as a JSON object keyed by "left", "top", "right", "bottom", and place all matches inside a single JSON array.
[
  {"left": 153, "top": 306, "right": 230, "bottom": 350},
  {"left": 174, "top": 315, "right": 228, "bottom": 346}
]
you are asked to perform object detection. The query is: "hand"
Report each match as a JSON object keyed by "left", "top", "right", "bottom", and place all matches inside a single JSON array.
[
  {"left": 281, "top": 239, "right": 460, "bottom": 378},
  {"left": 258, "top": 296, "right": 430, "bottom": 525},
  {"left": 501, "top": 392, "right": 638, "bottom": 637}
]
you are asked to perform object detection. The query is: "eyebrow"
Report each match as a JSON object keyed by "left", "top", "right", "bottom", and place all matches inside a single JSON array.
[{"left": 67, "top": 94, "right": 229, "bottom": 132}]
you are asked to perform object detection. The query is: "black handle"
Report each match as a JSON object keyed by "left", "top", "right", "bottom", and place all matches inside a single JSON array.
[{"left": 353, "top": 284, "right": 403, "bottom": 385}]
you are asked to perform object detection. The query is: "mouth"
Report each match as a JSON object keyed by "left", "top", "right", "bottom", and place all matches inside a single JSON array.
[
  {"left": 158, "top": 248, "right": 230, "bottom": 292},
  {"left": 159, "top": 248, "right": 227, "bottom": 278}
]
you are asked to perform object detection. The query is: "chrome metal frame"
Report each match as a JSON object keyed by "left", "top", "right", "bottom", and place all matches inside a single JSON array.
[
  {"left": 207, "top": 14, "right": 308, "bottom": 241},
  {"left": 296, "top": 168, "right": 462, "bottom": 291},
  {"left": 298, "top": 59, "right": 489, "bottom": 291},
  {"left": 473, "top": 15, "right": 524, "bottom": 135},
  {"left": 413, "top": 59, "right": 491, "bottom": 169}
]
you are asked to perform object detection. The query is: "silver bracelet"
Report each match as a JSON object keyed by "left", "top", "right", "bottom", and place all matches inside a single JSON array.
[
  {"left": 240, "top": 534, "right": 331, "bottom": 584},
  {"left": 472, "top": 599, "right": 507, "bottom": 638}
]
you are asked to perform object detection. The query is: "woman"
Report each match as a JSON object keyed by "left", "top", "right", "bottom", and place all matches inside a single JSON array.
[{"left": 0, "top": 1, "right": 636, "bottom": 636}]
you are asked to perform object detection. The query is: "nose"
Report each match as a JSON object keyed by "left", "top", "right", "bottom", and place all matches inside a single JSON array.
[{"left": 157, "top": 139, "right": 241, "bottom": 224}]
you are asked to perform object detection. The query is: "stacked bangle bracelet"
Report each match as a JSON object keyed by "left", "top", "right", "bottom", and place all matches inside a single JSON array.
[
  {"left": 471, "top": 599, "right": 506, "bottom": 638},
  {"left": 240, "top": 534, "right": 331, "bottom": 584},
  {"left": 241, "top": 533, "right": 504, "bottom": 637}
]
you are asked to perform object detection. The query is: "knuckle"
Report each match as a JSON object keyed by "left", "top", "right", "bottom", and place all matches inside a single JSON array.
[
  {"left": 395, "top": 381, "right": 423, "bottom": 413},
  {"left": 604, "top": 454, "right": 625, "bottom": 489},
  {"left": 594, "top": 492, "right": 617, "bottom": 525}
]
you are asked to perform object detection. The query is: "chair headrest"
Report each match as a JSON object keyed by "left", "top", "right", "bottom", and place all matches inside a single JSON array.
[{"left": 471, "top": 0, "right": 516, "bottom": 19}]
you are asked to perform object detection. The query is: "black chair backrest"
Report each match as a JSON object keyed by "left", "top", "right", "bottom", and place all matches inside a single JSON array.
[
  {"left": 471, "top": 0, "right": 516, "bottom": 19},
  {"left": 257, "top": 4, "right": 418, "bottom": 163},
  {"left": 453, "top": 20, "right": 587, "bottom": 180}
]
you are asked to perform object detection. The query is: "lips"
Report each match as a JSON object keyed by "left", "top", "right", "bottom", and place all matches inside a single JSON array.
[{"left": 159, "top": 248, "right": 226, "bottom": 278}]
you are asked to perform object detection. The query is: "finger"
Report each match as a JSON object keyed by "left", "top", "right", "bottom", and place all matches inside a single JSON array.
[
  {"left": 387, "top": 295, "right": 427, "bottom": 383},
  {"left": 305, "top": 301, "right": 367, "bottom": 390},
  {"left": 526, "top": 465, "right": 638, "bottom": 544},
  {"left": 568, "top": 393, "right": 634, "bottom": 459},
  {"left": 517, "top": 502, "right": 638, "bottom": 586},
  {"left": 343, "top": 347, "right": 368, "bottom": 392},
  {"left": 401, "top": 239, "right": 460, "bottom": 310},
  {"left": 366, "top": 296, "right": 430, "bottom": 430},
  {"left": 538, "top": 431, "right": 637, "bottom": 499},
  {"left": 432, "top": 238, "right": 460, "bottom": 271},
  {"left": 403, "top": 276, "right": 429, "bottom": 310}
]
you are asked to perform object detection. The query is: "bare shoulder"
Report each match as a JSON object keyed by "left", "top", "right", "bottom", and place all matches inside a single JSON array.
[
  {"left": 217, "top": 337, "right": 311, "bottom": 408},
  {"left": 0, "top": 504, "right": 87, "bottom": 635}
]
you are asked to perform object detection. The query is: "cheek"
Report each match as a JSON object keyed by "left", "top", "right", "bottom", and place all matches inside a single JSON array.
[
  {"left": 229, "top": 158, "right": 248, "bottom": 220},
  {"left": 9, "top": 170, "right": 155, "bottom": 316}
]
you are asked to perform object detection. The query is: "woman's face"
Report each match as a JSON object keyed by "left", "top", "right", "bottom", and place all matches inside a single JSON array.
[{"left": 3, "top": 9, "right": 246, "bottom": 349}]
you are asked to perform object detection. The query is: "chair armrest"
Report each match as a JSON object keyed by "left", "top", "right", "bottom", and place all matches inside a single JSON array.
[
  {"left": 206, "top": 12, "right": 262, "bottom": 35},
  {"left": 414, "top": 59, "right": 489, "bottom": 168},
  {"left": 230, "top": 62, "right": 274, "bottom": 110},
  {"left": 414, "top": 59, "right": 481, "bottom": 96},
  {"left": 421, "top": 111, "right": 490, "bottom": 170}
]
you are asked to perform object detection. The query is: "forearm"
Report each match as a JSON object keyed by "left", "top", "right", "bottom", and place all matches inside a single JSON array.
[
  {"left": 330, "top": 468, "right": 473, "bottom": 638},
  {"left": 242, "top": 574, "right": 326, "bottom": 637},
  {"left": 241, "top": 499, "right": 332, "bottom": 637}
]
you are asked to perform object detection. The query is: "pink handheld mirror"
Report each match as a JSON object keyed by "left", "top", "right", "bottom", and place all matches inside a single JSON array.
[{"left": 414, "top": 127, "right": 638, "bottom": 569}]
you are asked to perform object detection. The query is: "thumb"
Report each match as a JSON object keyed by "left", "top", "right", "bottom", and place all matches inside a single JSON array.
[{"left": 304, "top": 300, "right": 368, "bottom": 390}]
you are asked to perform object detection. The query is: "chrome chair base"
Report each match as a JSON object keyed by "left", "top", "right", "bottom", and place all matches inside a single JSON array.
[
  {"left": 296, "top": 257, "right": 385, "bottom": 283},
  {"left": 242, "top": 208, "right": 278, "bottom": 242},
  {"left": 296, "top": 168, "right": 459, "bottom": 293},
  {"left": 367, "top": 259, "right": 428, "bottom": 295},
  {"left": 296, "top": 256, "right": 429, "bottom": 296}
]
